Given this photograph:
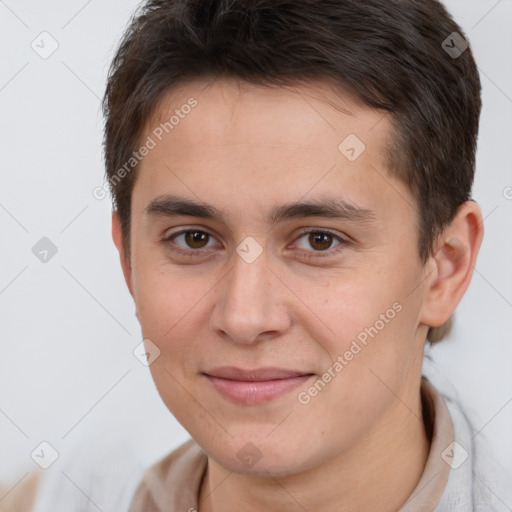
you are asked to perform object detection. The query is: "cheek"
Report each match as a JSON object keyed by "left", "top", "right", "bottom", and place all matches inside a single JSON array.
[
  {"left": 308, "top": 269, "right": 399, "bottom": 342},
  {"left": 305, "top": 302, "right": 414, "bottom": 440},
  {"left": 131, "top": 246, "right": 200, "bottom": 330},
  {"left": 310, "top": 265, "right": 419, "bottom": 385},
  {"left": 131, "top": 259, "right": 226, "bottom": 381}
]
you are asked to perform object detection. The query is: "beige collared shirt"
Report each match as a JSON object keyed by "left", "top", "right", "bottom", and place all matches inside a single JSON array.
[{"left": 128, "top": 378, "right": 454, "bottom": 511}]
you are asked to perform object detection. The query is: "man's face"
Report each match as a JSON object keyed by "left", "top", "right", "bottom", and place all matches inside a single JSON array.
[{"left": 117, "top": 78, "right": 433, "bottom": 476}]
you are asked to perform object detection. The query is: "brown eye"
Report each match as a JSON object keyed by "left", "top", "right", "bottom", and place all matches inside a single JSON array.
[
  {"left": 164, "top": 229, "right": 217, "bottom": 253},
  {"left": 293, "top": 229, "right": 346, "bottom": 257},
  {"left": 183, "top": 231, "right": 210, "bottom": 249},
  {"left": 308, "top": 232, "right": 334, "bottom": 251}
]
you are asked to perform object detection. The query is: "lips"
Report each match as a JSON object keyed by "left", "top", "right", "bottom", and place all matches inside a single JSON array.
[{"left": 203, "top": 366, "right": 315, "bottom": 404}]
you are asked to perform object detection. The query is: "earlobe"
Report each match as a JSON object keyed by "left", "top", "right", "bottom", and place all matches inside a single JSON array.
[
  {"left": 112, "top": 210, "right": 134, "bottom": 297},
  {"left": 420, "top": 201, "right": 484, "bottom": 329}
]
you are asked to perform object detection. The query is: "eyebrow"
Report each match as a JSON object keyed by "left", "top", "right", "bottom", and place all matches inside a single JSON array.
[{"left": 144, "top": 194, "right": 377, "bottom": 226}]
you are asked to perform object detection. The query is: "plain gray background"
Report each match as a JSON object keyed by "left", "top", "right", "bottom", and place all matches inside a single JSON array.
[{"left": 1, "top": 0, "right": 511, "bottom": 505}]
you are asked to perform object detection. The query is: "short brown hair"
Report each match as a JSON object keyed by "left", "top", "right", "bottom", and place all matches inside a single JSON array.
[{"left": 102, "top": 0, "right": 481, "bottom": 343}]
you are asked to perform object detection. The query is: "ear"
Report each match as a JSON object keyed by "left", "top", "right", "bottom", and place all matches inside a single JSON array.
[
  {"left": 420, "top": 201, "right": 484, "bottom": 329},
  {"left": 112, "top": 210, "right": 134, "bottom": 297}
]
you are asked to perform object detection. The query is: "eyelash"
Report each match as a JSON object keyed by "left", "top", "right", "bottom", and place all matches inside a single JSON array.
[{"left": 162, "top": 227, "right": 350, "bottom": 259}]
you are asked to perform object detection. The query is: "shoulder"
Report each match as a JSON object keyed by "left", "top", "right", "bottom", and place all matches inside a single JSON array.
[
  {"left": 128, "top": 438, "right": 207, "bottom": 512},
  {"left": 0, "top": 471, "right": 41, "bottom": 512},
  {"left": 433, "top": 384, "right": 510, "bottom": 511}
]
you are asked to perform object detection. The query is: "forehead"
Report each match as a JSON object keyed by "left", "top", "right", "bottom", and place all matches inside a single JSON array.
[
  {"left": 133, "top": 78, "right": 412, "bottom": 229},
  {"left": 146, "top": 77, "right": 390, "bottom": 150}
]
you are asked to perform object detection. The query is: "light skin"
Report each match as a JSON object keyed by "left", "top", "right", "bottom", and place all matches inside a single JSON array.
[{"left": 112, "top": 78, "right": 483, "bottom": 511}]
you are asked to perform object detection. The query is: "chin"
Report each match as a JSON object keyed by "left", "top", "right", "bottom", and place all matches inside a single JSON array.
[{"left": 198, "top": 430, "right": 319, "bottom": 477}]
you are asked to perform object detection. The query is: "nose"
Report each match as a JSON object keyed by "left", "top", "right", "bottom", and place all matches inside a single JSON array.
[{"left": 210, "top": 246, "right": 291, "bottom": 345}]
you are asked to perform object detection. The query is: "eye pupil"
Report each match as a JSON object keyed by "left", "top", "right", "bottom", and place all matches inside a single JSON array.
[
  {"left": 185, "top": 231, "right": 208, "bottom": 248},
  {"left": 309, "top": 232, "right": 332, "bottom": 250}
]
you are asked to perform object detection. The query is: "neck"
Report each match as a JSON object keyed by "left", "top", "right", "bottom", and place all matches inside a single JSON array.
[{"left": 198, "top": 379, "right": 430, "bottom": 512}]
